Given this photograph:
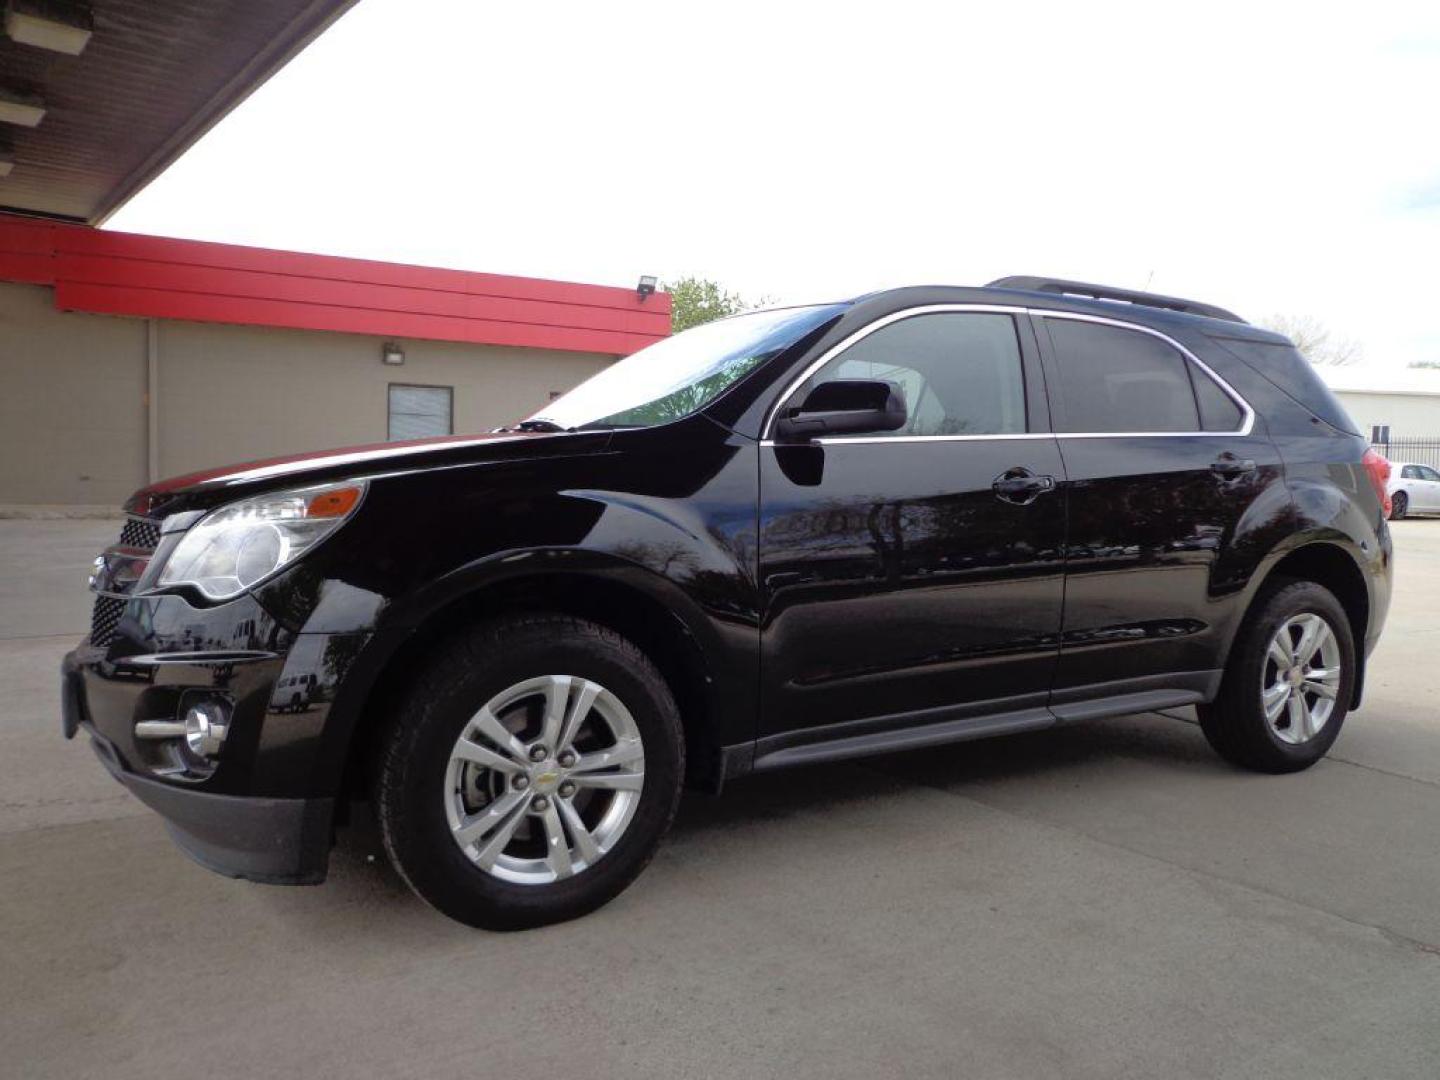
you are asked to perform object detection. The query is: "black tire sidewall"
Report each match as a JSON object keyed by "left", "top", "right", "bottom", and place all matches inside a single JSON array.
[
  {"left": 381, "top": 619, "right": 683, "bottom": 930},
  {"left": 1391, "top": 492, "right": 1407, "bottom": 520}
]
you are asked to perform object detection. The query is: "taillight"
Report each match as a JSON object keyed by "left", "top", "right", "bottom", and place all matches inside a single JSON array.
[{"left": 1362, "top": 448, "right": 1392, "bottom": 517}]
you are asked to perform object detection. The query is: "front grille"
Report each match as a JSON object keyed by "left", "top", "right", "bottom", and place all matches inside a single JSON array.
[
  {"left": 119, "top": 516, "right": 160, "bottom": 550},
  {"left": 90, "top": 595, "right": 125, "bottom": 647},
  {"left": 89, "top": 515, "right": 160, "bottom": 648}
]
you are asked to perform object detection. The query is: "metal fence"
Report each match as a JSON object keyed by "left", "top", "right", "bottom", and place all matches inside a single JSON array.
[{"left": 1373, "top": 436, "right": 1440, "bottom": 469}]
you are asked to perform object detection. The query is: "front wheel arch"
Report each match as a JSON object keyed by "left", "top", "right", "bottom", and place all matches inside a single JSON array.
[{"left": 328, "top": 568, "right": 732, "bottom": 807}]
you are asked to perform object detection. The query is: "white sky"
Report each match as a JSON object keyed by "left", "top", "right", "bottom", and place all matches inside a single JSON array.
[{"left": 109, "top": 0, "right": 1440, "bottom": 370}]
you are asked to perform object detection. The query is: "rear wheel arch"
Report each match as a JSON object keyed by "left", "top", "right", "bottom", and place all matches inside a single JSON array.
[
  {"left": 1239, "top": 540, "right": 1370, "bottom": 707},
  {"left": 332, "top": 570, "right": 729, "bottom": 804}
]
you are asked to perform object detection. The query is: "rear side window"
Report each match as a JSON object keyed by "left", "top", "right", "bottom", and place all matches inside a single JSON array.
[
  {"left": 1043, "top": 319, "right": 1202, "bottom": 433},
  {"left": 814, "top": 311, "right": 1028, "bottom": 437}
]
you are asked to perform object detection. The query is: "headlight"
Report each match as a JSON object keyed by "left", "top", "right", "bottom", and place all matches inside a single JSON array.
[{"left": 157, "top": 481, "right": 366, "bottom": 600}]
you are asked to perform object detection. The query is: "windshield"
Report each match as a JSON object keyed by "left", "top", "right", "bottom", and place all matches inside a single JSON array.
[{"left": 525, "top": 303, "right": 847, "bottom": 431}]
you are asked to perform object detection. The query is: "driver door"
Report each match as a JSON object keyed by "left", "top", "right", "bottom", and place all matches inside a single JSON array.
[{"left": 756, "top": 308, "right": 1066, "bottom": 758}]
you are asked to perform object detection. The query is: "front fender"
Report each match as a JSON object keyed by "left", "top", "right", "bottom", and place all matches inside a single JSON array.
[{"left": 306, "top": 545, "right": 755, "bottom": 797}]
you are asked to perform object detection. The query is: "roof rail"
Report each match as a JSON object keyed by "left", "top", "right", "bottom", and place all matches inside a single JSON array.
[{"left": 987, "top": 276, "right": 1246, "bottom": 325}]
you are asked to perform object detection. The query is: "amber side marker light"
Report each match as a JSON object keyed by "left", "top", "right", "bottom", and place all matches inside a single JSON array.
[{"left": 307, "top": 486, "right": 362, "bottom": 518}]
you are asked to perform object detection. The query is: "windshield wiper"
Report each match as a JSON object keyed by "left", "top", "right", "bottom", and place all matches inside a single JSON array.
[{"left": 514, "top": 418, "right": 570, "bottom": 433}]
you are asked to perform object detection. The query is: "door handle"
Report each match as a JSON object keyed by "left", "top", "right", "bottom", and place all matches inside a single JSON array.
[
  {"left": 1210, "top": 454, "right": 1256, "bottom": 478},
  {"left": 992, "top": 468, "right": 1056, "bottom": 505}
]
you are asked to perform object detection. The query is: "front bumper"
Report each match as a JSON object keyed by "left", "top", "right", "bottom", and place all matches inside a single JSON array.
[
  {"left": 60, "top": 586, "right": 365, "bottom": 884},
  {"left": 63, "top": 649, "right": 333, "bottom": 884}
]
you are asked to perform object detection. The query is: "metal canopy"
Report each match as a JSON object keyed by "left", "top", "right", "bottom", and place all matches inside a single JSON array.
[{"left": 0, "top": 0, "right": 357, "bottom": 224}]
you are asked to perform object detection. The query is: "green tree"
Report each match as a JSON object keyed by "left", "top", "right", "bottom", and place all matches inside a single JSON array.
[{"left": 664, "top": 276, "right": 764, "bottom": 333}]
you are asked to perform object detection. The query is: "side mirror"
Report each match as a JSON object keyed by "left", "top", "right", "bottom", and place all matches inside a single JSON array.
[{"left": 773, "top": 379, "right": 907, "bottom": 441}]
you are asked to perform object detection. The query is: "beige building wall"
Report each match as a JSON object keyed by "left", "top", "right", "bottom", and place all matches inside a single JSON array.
[
  {"left": 1333, "top": 390, "right": 1440, "bottom": 441},
  {"left": 1, "top": 280, "right": 616, "bottom": 505},
  {"left": 155, "top": 321, "right": 613, "bottom": 479},
  {"left": 0, "top": 282, "right": 148, "bottom": 505}
]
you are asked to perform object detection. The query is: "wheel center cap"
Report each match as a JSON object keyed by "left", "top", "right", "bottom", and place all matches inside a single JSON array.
[
  {"left": 1287, "top": 667, "right": 1304, "bottom": 688},
  {"left": 530, "top": 765, "right": 561, "bottom": 793}
]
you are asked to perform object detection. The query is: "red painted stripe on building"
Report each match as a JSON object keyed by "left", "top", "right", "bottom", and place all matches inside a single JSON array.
[
  {"left": 0, "top": 214, "right": 670, "bottom": 355},
  {"left": 56, "top": 282, "right": 666, "bottom": 356},
  {"left": 53, "top": 253, "right": 668, "bottom": 336},
  {"left": 0, "top": 217, "right": 57, "bottom": 283},
  {"left": 0, "top": 252, "right": 54, "bottom": 283}
]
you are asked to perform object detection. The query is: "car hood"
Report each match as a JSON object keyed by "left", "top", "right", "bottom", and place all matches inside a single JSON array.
[{"left": 124, "top": 429, "right": 614, "bottom": 517}]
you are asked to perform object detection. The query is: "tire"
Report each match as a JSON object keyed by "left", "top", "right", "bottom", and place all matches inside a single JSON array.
[
  {"left": 375, "top": 613, "right": 684, "bottom": 930},
  {"left": 1199, "top": 579, "right": 1355, "bottom": 773},
  {"left": 1390, "top": 491, "right": 1408, "bottom": 520}
]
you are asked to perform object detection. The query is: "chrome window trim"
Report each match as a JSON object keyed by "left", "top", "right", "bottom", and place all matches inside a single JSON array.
[{"left": 759, "top": 304, "right": 1255, "bottom": 445}]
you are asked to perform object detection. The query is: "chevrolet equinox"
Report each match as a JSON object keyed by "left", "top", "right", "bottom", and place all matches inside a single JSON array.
[{"left": 62, "top": 277, "right": 1393, "bottom": 929}]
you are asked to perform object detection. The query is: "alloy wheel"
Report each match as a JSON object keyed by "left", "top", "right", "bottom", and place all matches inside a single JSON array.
[
  {"left": 1260, "top": 613, "right": 1342, "bottom": 745},
  {"left": 442, "top": 675, "right": 645, "bottom": 885}
]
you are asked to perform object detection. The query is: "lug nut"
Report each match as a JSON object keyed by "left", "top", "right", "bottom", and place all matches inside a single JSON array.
[
  {"left": 513, "top": 775, "right": 530, "bottom": 790},
  {"left": 529, "top": 745, "right": 548, "bottom": 762},
  {"left": 557, "top": 750, "right": 577, "bottom": 768},
  {"left": 558, "top": 781, "right": 576, "bottom": 798},
  {"left": 531, "top": 795, "right": 550, "bottom": 812}
]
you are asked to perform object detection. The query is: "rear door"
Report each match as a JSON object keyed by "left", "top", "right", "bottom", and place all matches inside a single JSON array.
[
  {"left": 1035, "top": 312, "right": 1287, "bottom": 707},
  {"left": 756, "top": 307, "right": 1066, "bottom": 753}
]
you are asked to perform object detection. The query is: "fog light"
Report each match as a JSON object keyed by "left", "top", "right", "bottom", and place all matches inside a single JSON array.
[{"left": 184, "top": 701, "right": 230, "bottom": 758}]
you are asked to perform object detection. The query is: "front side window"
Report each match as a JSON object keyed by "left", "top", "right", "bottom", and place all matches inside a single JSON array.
[
  {"left": 1044, "top": 318, "right": 1241, "bottom": 434},
  {"left": 1402, "top": 465, "right": 1422, "bottom": 479},
  {"left": 530, "top": 304, "right": 847, "bottom": 431},
  {"left": 388, "top": 384, "right": 453, "bottom": 440},
  {"left": 804, "top": 312, "right": 1028, "bottom": 437}
]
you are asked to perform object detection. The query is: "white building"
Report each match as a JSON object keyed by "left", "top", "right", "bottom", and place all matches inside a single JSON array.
[{"left": 1319, "top": 368, "right": 1440, "bottom": 443}]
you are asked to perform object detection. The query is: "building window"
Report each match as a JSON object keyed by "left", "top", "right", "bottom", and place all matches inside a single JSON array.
[{"left": 388, "top": 384, "right": 453, "bottom": 440}]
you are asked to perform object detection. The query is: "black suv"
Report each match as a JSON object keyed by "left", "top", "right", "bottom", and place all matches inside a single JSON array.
[{"left": 62, "top": 277, "right": 1393, "bottom": 929}]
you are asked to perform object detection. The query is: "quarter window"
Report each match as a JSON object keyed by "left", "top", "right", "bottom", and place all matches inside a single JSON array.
[
  {"left": 1043, "top": 318, "right": 1240, "bottom": 434},
  {"left": 808, "top": 312, "right": 1027, "bottom": 437},
  {"left": 1191, "top": 367, "right": 1243, "bottom": 432},
  {"left": 388, "top": 384, "right": 453, "bottom": 440}
]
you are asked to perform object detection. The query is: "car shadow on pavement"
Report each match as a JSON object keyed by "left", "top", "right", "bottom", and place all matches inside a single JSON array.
[{"left": 291, "top": 709, "right": 1228, "bottom": 931}]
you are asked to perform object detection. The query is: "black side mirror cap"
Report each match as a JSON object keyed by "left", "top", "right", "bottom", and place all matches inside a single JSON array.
[{"left": 773, "top": 379, "right": 907, "bottom": 441}]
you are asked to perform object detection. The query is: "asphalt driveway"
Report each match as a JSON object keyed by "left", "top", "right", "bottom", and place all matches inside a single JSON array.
[{"left": 3, "top": 518, "right": 1438, "bottom": 1079}]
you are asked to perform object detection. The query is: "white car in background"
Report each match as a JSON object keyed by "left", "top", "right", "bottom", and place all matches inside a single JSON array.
[{"left": 1387, "top": 461, "right": 1440, "bottom": 519}]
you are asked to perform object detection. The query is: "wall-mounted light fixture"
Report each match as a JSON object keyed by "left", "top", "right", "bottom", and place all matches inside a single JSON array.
[
  {"left": 636, "top": 275, "right": 658, "bottom": 301},
  {"left": 381, "top": 342, "right": 405, "bottom": 366},
  {"left": 4, "top": 0, "right": 93, "bottom": 55},
  {"left": 0, "top": 86, "right": 45, "bottom": 127}
]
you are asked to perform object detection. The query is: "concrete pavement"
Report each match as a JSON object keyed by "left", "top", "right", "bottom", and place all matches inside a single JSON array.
[{"left": 2, "top": 520, "right": 1438, "bottom": 1079}]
